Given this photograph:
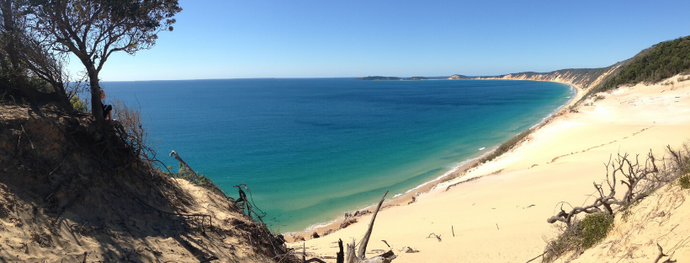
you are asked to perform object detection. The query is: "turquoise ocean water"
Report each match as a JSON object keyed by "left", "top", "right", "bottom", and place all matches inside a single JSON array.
[{"left": 102, "top": 78, "right": 572, "bottom": 232}]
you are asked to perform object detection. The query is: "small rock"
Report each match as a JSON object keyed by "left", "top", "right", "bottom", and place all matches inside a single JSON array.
[
  {"left": 339, "top": 218, "right": 357, "bottom": 229},
  {"left": 311, "top": 232, "right": 320, "bottom": 239}
]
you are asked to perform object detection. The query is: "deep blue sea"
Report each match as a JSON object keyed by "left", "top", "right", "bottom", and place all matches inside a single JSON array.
[{"left": 101, "top": 78, "right": 572, "bottom": 232}]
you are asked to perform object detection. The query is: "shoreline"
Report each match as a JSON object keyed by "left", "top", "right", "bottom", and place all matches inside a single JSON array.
[
  {"left": 294, "top": 74, "right": 690, "bottom": 262},
  {"left": 285, "top": 80, "right": 581, "bottom": 241}
]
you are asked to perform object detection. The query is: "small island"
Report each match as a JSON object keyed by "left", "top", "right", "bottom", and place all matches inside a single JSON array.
[
  {"left": 355, "top": 76, "right": 403, "bottom": 80},
  {"left": 448, "top": 74, "right": 470, "bottom": 79}
]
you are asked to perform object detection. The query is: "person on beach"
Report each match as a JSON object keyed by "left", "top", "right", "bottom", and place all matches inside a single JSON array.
[{"left": 101, "top": 90, "right": 115, "bottom": 121}]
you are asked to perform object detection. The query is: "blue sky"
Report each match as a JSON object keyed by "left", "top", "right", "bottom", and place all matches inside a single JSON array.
[{"left": 76, "top": 0, "right": 690, "bottom": 81}]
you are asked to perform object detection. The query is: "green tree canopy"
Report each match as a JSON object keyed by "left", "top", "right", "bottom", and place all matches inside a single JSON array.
[{"left": 28, "top": 0, "right": 181, "bottom": 122}]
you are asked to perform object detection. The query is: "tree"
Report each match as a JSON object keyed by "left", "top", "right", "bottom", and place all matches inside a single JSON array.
[
  {"left": 29, "top": 0, "right": 181, "bottom": 123},
  {"left": 0, "top": 0, "right": 71, "bottom": 108}
]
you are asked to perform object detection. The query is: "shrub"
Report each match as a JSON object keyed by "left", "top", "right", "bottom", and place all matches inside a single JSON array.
[
  {"left": 579, "top": 213, "right": 614, "bottom": 249},
  {"left": 543, "top": 222, "right": 582, "bottom": 262},
  {"left": 680, "top": 174, "right": 690, "bottom": 189},
  {"left": 70, "top": 95, "right": 88, "bottom": 112},
  {"left": 171, "top": 162, "right": 215, "bottom": 190},
  {"left": 543, "top": 213, "right": 614, "bottom": 262},
  {"left": 110, "top": 98, "right": 157, "bottom": 162}
]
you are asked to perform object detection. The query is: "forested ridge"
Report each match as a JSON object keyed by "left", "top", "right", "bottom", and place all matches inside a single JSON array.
[{"left": 590, "top": 36, "right": 690, "bottom": 94}]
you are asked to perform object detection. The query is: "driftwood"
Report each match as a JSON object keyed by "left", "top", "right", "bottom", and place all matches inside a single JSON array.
[
  {"left": 426, "top": 233, "right": 442, "bottom": 242},
  {"left": 399, "top": 246, "right": 419, "bottom": 253},
  {"left": 337, "top": 239, "right": 345, "bottom": 263},
  {"left": 654, "top": 243, "right": 677, "bottom": 263},
  {"left": 547, "top": 151, "right": 658, "bottom": 226},
  {"left": 344, "top": 190, "right": 397, "bottom": 263},
  {"left": 381, "top": 240, "right": 390, "bottom": 248}
]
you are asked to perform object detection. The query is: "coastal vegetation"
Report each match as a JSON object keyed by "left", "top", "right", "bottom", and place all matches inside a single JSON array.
[
  {"left": 592, "top": 36, "right": 690, "bottom": 94},
  {"left": 2, "top": 2, "right": 690, "bottom": 259},
  {"left": 543, "top": 212, "right": 614, "bottom": 262},
  {"left": 0, "top": 0, "right": 181, "bottom": 124},
  {"left": 680, "top": 174, "right": 690, "bottom": 189},
  {"left": 543, "top": 144, "right": 690, "bottom": 262},
  {"left": 474, "top": 128, "right": 533, "bottom": 167},
  {"left": 0, "top": 1, "right": 298, "bottom": 261}
]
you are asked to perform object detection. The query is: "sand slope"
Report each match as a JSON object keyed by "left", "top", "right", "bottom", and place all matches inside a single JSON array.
[
  {"left": 566, "top": 183, "right": 689, "bottom": 263},
  {"left": 0, "top": 104, "right": 294, "bottom": 262},
  {"left": 296, "top": 75, "right": 690, "bottom": 262}
]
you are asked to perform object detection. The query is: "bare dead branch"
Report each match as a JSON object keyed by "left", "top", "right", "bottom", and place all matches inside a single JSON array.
[
  {"left": 525, "top": 251, "right": 547, "bottom": 263},
  {"left": 547, "top": 150, "right": 661, "bottom": 227},
  {"left": 426, "top": 233, "right": 442, "bottom": 242},
  {"left": 654, "top": 243, "right": 677, "bottom": 263},
  {"left": 381, "top": 240, "right": 390, "bottom": 248},
  {"left": 358, "top": 190, "right": 388, "bottom": 259},
  {"left": 344, "top": 190, "right": 397, "bottom": 263}
]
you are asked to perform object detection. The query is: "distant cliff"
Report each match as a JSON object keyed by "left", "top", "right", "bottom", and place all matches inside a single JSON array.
[
  {"left": 358, "top": 36, "right": 690, "bottom": 101},
  {"left": 474, "top": 66, "right": 622, "bottom": 92},
  {"left": 474, "top": 36, "right": 690, "bottom": 98}
]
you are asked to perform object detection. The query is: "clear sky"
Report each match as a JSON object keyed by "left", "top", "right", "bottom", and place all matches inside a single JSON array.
[{"left": 75, "top": 0, "right": 690, "bottom": 81}]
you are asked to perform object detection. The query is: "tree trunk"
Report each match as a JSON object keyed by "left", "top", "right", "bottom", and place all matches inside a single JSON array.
[
  {"left": 87, "top": 67, "right": 104, "bottom": 124},
  {"left": 52, "top": 81, "right": 73, "bottom": 110}
]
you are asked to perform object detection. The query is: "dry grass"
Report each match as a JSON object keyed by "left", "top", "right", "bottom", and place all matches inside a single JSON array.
[{"left": 111, "top": 98, "right": 157, "bottom": 161}]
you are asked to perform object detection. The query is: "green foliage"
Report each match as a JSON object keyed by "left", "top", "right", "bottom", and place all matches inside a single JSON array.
[
  {"left": 595, "top": 36, "right": 690, "bottom": 93},
  {"left": 620, "top": 208, "right": 633, "bottom": 223},
  {"left": 579, "top": 213, "right": 614, "bottom": 249},
  {"left": 70, "top": 95, "right": 88, "bottom": 112},
  {"left": 679, "top": 174, "right": 690, "bottom": 189},
  {"left": 29, "top": 0, "right": 182, "bottom": 118},
  {"left": 171, "top": 162, "right": 215, "bottom": 190},
  {"left": 544, "top": 213, "right": 614, "bottom": 262},
  {"left": 475, "top": 129, "right": 533, "bottom": 167},
  {"left": 677, "top": 153, "right": 690, "bottom": 189}
]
